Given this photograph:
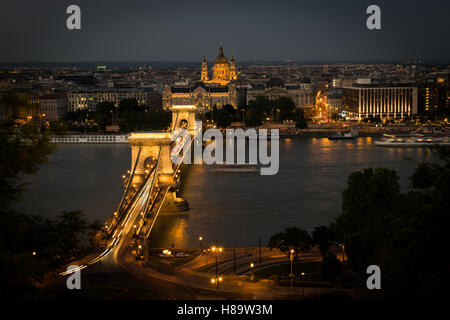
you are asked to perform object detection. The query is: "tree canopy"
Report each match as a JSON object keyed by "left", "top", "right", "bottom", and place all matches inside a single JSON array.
[
  {"left": 245, "top": 96, "right": 306, "bottom": 127},
  {"left": 64, "top": 99, "right": 171, "bottom": 133},
  {"left": 0, "top": 118, "right": 95, "bottom": 298},
  {"left": 268, "top": 226, "right": 311, "bottom": 256},
  {"left": 334, "top": 148, "right": 450, "bottom": 298},
  {"left": 267, "top": 147, "right": 450, "bottom": 298}
]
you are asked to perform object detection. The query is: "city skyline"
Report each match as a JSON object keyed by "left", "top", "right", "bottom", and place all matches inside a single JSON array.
[
  {"left": 0, "top": 0, "right": 449, "bottom": 304},
  {"left": 1, "top": 0, "right": 449, "bottom": 63}
]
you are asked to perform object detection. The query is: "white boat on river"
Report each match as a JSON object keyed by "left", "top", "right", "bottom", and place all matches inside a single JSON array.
[{"left": 375, "top": 134, "right": 450, "bottom": 147}]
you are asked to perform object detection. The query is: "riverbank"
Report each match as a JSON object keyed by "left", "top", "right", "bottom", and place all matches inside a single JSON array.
[
  {"left": 280, "top": 127, "right": 448, "bottom": 138},
  {"left": 280, "top": 130, "right": 380, "bottom": 138},
  {"left": 49, "top": 134, "right": 129, "bottom": 144}
]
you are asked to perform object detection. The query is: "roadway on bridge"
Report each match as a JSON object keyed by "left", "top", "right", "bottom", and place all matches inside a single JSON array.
[{"left": 53, "top": 125, "right": 204, "bottom": 298}]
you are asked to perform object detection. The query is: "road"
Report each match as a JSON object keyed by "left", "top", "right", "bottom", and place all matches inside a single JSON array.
[{"left": 52, "top": 126, "right": 345, "bottom": 299}]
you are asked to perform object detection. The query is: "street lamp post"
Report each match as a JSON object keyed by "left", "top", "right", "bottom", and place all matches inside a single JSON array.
[
  {"left": 233, "top": 244, "right": 236, "bottom": 274},
  {"left": 341, "top": 243, "right": 345, "bottom": 262},
  {"left": 250, "top": 262, "right": 255, "bottom": 282},
  {"left": 259, "top": 237, "right": 262, "bottom": 265},
  {"left": 289, "top": 249, "right": 295, "bottom": 294},
  {"left": 339, "top": 243, "right": 345, "bottom": 262},
  {"left": 210, "top": 246, "right": 224, "bottom": 300},
  {"left": 136, "top": 244, "right": 143, "bottom": 260},
  {"left": 199, "top": 236, "right": 203, "bottom": 249},
  {"left": 212, "top": 247, "right": 217, "bottom": 283},
  {"left": 211, "top": 246, "right": 223, "bottom": 290},
  {"left": 301, "top": 272, "right": 305, "bottom": 296},
  {"left": 210, "top": 277, "right": 223, "bottom": 298}
]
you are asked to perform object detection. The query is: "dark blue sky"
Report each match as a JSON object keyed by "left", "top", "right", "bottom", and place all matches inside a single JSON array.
[{"left": 1, "top": 0, "right": 449, "bottom": 62}]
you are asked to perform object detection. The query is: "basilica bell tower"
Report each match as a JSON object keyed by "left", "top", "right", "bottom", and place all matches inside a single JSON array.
[{"left": 201, "top": 56, "right": 209, "bottom": 82}]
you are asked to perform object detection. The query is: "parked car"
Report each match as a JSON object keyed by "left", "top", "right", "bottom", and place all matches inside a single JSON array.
[{"left": 175, "top": 252, "right": 189, "bottom": 258}]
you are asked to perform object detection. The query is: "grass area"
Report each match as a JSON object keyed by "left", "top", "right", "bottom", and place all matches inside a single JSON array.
[
  {"left": 147, "top": 254, "right": 199, "bottom": 268},
  {"left": 194, "top": 262, "right": 216, "bottom": 273},
  {"left": 254, "top": 261, "right": 322, "bottom": 280},
  {"left": 254, "top": 261, "right": 336, "bottom": 288},
  {"left": 193, "top": 254, "right": 244, "bottom": 273},
  {"left": 278, "top": 279, "right": 333, "bottom": 288},
  {"left": 172, "top": 254, "right": 199, "bottom": 268}
]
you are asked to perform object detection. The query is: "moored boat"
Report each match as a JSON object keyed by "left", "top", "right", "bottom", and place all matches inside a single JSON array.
[
  {"left": 375, "top": 134, "right": 450, "bottom": 147},
  {"left": 210, "top": 164, "right": 260, "bottom": 173},
  {"left": 328, "top": 126, "right": 359, "bottom": 140},
  {"left": 49, "top": 134, "right": 129, "bottom": 144},
  {"left": 328, "top": 131, "right": 355, "bottom": 140}
]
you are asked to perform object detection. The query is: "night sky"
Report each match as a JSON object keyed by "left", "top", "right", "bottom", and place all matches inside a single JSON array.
[{"left": 1, "top": 0, "right": 449, "bottom": 62}]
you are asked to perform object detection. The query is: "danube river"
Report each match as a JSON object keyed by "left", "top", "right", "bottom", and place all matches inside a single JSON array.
[{"left": 15, "top": 137, "right": 434, "bottom": 248}]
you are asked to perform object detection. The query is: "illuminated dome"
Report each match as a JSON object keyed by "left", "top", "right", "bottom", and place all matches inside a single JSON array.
[
  {"left": 215, "top": 46, "right": 228, "bottom": 64},
  {"left": 201, "top": 45, "right": 237, "bottom": 85}
]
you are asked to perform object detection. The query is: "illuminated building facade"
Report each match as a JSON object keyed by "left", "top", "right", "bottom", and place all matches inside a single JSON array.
[
  {"left": 39, "top": 94, "right": 68, "bottom": 121},
  {"left": 163, "top": 46, "right": 238, "bottom": 112},
  {"left": 417, "top": 81, "right": 449, "bottom": 114},
  {"left": 314, "top": 90, "right": 331, "bottom": 121},
  {"left": 246, "top": 78, "right": 314, "bottom": 109},
  {"left": 342, "top": 85, "right": 418, "bottom": 120},
  {"left": 0, "top": 92, "right": 39, "bottom": 122},
  {"left": 67, "top": 88, "right": 161, "bottom": 111},
  {"left": 163, "top": 82, "right": 237, "bottom": 113},
  {"left": 201, "top": 46, "right": 237, "bottom": 85}
]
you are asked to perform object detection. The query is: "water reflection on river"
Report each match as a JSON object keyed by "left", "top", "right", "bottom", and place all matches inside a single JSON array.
[{"left": 15, "top": 138, "right": 433, "bottom": 248}]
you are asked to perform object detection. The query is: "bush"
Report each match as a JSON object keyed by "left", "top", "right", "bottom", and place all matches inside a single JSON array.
[{"left": 321, "top": 252, "right": 342, "bottom": 282}]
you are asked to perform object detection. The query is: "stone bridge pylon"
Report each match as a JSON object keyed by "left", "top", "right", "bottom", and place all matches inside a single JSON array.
[
  {"left": 170, "top": 105, "right": 197, "bottom": 135},
  {"left": 127, "top": 105, "right": 196, "bottom": 212},
  {"left": 129, "top": 132, "right": 174, "bottom": 186}
]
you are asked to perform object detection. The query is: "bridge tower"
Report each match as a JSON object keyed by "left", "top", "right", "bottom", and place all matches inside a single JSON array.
[
  {"left": 126, "top": 105, "right": 196, "bottom": 214},
  {"left": 128, "top": 132, "right": 175, "bottom": 186},
  {"left": 170, "top": 105, "right": 197, "bottom": 135}
]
